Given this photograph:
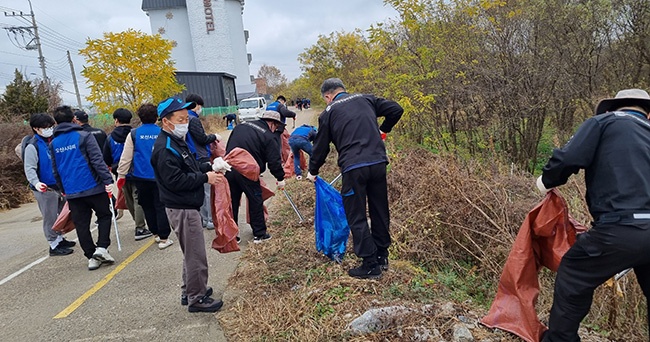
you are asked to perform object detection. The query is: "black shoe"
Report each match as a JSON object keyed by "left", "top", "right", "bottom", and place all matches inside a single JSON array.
[
  {"left": 188, "top": 295, "right": 223, "bottom": 313},
  {"left": 253, "top": 233, "right": 272, "bottom": 244},
  {"left": 377, "top": 255, "right": 389, "bottom": 271},
  {"left": 58, "top": 239, "right": 76, "bottom": 248},
  {"left": 181, "top": 287, "right": 213, "bottom": 306},
  {"left": 49, "top": 246, "right": 73, "bottom": 256},
  {"left": 135, "top": 228, "right": 153, "bottom": 241},
  {"left": 236, "top": 236, "right": 241, "bottom": 244},
  {"left": 348, "top": 260, "right": 382, "bottom": 279}
]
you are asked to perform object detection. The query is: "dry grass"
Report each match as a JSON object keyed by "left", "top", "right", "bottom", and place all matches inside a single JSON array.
[{"left": 0, "top": 120, "right": 34, "bottom": 210}]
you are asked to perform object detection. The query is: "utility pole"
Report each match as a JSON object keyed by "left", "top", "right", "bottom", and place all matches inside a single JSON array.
[
  {"left": 3, "top": 0, "right": 47, "bottom": 81},
  {"left": 67, "top": 50, "right": 82, "bottom": 108}
]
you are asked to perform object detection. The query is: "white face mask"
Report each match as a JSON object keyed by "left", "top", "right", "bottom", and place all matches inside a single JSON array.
[
  {"left": 195, "top": 107, "right": 202, "bottom": 115},
  {"left": 171, "top": 123, "right": 189, "bottom": 139},
  {"left": 40, "top": 127, "right": 54, "bottom": 138}
]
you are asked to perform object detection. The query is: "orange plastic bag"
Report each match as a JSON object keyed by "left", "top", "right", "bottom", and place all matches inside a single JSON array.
[
  {"left": 52, "top": 201, "right": 75, "bottom": 234},
  {"left": 210, "top": 174, "right": 240, "bottom": 253},
  {"left": 224, "top": 147, "right": 260, "bottom": 182},
  {"left": 283, "top": 150, "right": 307, "bottom": 178},
  {"left": 481, "top": 190, "right": 587, "bottom": 342}
]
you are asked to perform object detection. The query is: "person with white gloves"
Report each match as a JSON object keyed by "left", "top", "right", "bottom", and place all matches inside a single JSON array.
[
  {"left": 23, "top": 113, "right": 75, "bottom": 257},
  {"left": 538, "top": 89, "right": 650, "bottom": 342},
  {"left": 212, "top": 157, "right": 232, "bottom": 173},
  {"left": 308, "top": 78, "right": 403, "bottom": 279}
]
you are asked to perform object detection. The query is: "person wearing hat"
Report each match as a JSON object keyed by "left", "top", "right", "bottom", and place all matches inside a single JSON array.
[
  {"left": 537, "top": 89, "right": 650, "bottom": 341},
  {"left": 150, "top": 96, "right": 223, "bottom": 313},
  {"left": 224, "top": 110, "right": 286, "bottom": 243},
  {"left": 49, "top": 106, "right": 115, "bottom": 271},
  {"left": 73, "top": 110, "right": 108, "bottom": 150},
  {"left": 307, "top": 78, "right": 403, "bottom": 279}
]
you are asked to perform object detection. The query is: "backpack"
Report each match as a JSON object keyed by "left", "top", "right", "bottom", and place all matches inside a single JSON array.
[{"left": 18, "top": 135, "right": 36, "bottom": 162}]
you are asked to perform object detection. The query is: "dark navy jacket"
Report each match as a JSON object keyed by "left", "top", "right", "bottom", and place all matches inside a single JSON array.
[
  {"left": 226, "top": 120, "right": 285, "bottom": 181},
  {"left": 266, "top": 101, "right": 296, "bottom": 124},
  {"left": 103, "top": 125, "right": 132, "bottom": 177},
  {"left": 542, "top": 110, "right": 650, "bottom": 220},
  {"left": 50, "top": 122, "right": 113, "bottom": 199},
  {"left": 186, "top": 110, "right": 216, "bottom": 162},
  {"left": 309, "top": 93, "right": 403, "bottom": 175}
]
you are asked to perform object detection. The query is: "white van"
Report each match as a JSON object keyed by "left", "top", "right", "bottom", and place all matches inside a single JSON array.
[{"left": 238, "top": 97, "right": 267, "bottom": 122}]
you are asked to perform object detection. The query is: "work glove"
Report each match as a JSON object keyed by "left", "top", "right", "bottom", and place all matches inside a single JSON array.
[
  {"left": 35, "top": 182, "right": 47, "bottom": 192},
  {"left": 536, "top": 176, "right": 551, "bottom": 193},
  {"left": 105, "top": 184, "right": 113, "bottom": 196},
  {"left": 116, "top": 177, "right": 126, "bottom": 191},
  {"left": 212, "top": 157, "right": 232, "bottom": 173},
  {"left": 214, "top": 133, "right": 223, "bottom": 142},
  {"left": 276, "top": 180, "right": 286, "bottom": 190},
  {"left": 306, "top": 172, "right": 316, "bottom": 182},
  {"left": 380, "top": 130, "right": 387, "bottom": 141}
]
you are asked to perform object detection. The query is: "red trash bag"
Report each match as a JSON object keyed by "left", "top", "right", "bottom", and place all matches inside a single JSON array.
[
  {"left": 283, "top": 150, "right": 307, "bottom": 178},
  {"left": 210, "top": 173, "right": 240, "bottom": 253},
  {"left": 246, "top": 178, "right": 275, "bottom": 224},
  {"left": 209, "top": 140, "right": 227, "bottom": 159},
  {"left": 115, "top": 189, "right": 128, "bottom": 210},
  {"left": 281, "top": 129, "right": 290, "bottom": 164},
  {"left": 224, "top": 147, "right": 260, "bottom": 181},
  {"left": 481, "top": 190, "right": 587, "bottom": 342},
  {"left": 52, "top": 201, "right": 75, "bottom": 234}
]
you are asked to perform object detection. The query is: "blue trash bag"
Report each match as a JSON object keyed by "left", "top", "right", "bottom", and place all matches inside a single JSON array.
[{"left": 314, "top": 176, "right": 350, "bottom": 262}]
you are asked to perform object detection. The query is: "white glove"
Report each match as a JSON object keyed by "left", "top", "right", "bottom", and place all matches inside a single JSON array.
[
  {"left": 306, "top": 172, "right": 316, "bottom": 182},
  {"left": 212, "top": 157, "right": 232, "bottom": 173},
  {"left": 214, "top": 133, "right": 222, "bottom": 142},
  {"left": 296, "top": 175, "right": 303, "bottom": 181},
  {"left": 35, "top": 182, "right": 47, "bottom": 192},
  {"left": 276, "top": 180, "right": 286, "bottom": 190},
  {"left": 105, "top": 184, "right": 113, "bottom": 195},
  {"left": 536, "top": 176, "right": 550, "bottom": 193}
]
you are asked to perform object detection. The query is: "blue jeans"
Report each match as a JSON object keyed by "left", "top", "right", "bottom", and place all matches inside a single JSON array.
[{"left": 288, "top": 137, "right": 312, "bottom": 176}]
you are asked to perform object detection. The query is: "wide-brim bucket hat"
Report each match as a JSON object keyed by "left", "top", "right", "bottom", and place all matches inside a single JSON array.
[{"left": 595, "top": 89, "right": 650, "bottom": 115}]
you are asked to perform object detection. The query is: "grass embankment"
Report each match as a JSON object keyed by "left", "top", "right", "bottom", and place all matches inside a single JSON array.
[{"left": 218, "top": 140, "right": 648, "bottom": 341}]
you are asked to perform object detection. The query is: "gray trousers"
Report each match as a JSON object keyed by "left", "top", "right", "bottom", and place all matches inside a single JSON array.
[
  {"left": 166, "top": 208, "right": 209, "bottom": 306},
  {"left": 199, "top": 183, "right": 213, "bottom": 225},
  {"left": 33, "top": 190, "right": 64, "bottom": 247},
  {"left": 123, "top": 181, "right": 146, "bottom": 230}
]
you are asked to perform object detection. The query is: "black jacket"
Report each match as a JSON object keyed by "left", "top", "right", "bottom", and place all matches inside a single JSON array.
[
  {"left": 188, "top": 110, "right": 216, "bottom": 162},
  {"left": 151, "top": 130, "right": 212, "bottom": 209},
  {"left": 309, "top": 93, "right": 403, "bottom": 175},
  {"left": 225, "top": 120, "right": 284, "bottom": 181},
  {"left": 542, "top": 110, "right": 650, "bottom": 220},
  {"left": 278, "top": 103, "right": 296, "bottom": 123},
  {"left": 81, "top": 123, "right": 107, "bottom": 151},
  {"left": 103, "top": 125, "right": 132, "bottom": 174}
]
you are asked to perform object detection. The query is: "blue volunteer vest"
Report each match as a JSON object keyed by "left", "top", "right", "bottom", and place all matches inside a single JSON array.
[
  {"left": 291, "top": 125, "right": 315, "bottom": 140},
  {"left": 132, "top": 124, "right": 159, "bottom": 180},
  {"left": 109, "top": 136, "right": 125, "bottom": 165},
  {"left": 266, "top": 101, "right": 280, "bottom": 112},
  {"left": 51, "top": 131, "right": 98, "bottom": 195},
  {"left": 34, "top": 135, "right": 57, "bottom": 186}
]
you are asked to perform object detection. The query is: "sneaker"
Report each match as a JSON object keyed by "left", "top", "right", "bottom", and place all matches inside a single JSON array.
[
  {"left": 181, "top": 287, "right": 213, "bottom": 306},
  {"left": 58, "top": 238, "right": 76, "bottom": 248},
  {"left": 49, "top": 246, "right": 73, "bottom": 256},
  {"left": 88, "top": 258, "right": 101, "bottom": 271},
  {"left": 135, "top": 228, "right": 153, "bottom": 241},
  {"left": 158, "top": 239, "right": 174, "bottom": 250},
  {"left": 204, "top": 221, "right": 215, "bottom": 230},
  {"left": 154, "top": 235, "right": 161, "bottom": 243},
  {"left": 377, "top": 255, "right": 389, "bottom": 271},
  {"left": 92, "top": 247, "right": 115, "bottom": 264},
  {"left": 188, "top": 295, "right": 223, "bottom": 313},
  {"left": 296, "top": 175, "right": 303, "bottom": 181},
  {"left": 116, "top": 209, "right": 124, "bottom": 220},
  {"left": 348, "top": 259, "right": 382, "bottom": 279},
  {"left": 236, "top": 236, "right": 241, "bottom": 244},
  {"left": 253, "top": 233, "right": 272, "bottom": 244}
]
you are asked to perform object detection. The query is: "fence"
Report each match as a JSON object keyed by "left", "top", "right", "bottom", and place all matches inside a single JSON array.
[{"left": 90, "top": 106, "right": 239, "bottom": 127}]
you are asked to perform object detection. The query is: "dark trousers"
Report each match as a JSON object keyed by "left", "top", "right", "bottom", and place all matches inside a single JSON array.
[
  {"left": 543, "top": 221, "right": 650, "bottom": 341},
  {"left": 340, "top": 163, "right": 391, "bottom": 260},
  {"left": 134, "top": 180, "right": 171, "bottom": 239},
  {"left": 225, "top": 169, "right": 266, "bottom": 237},
  {"left": 67, "top": 192, "right": 112, "bottom": 259}
]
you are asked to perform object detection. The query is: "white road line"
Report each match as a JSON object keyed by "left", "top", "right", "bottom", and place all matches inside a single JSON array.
[{"left": 0, "top": 255, "right": 49, "bottom": 286}]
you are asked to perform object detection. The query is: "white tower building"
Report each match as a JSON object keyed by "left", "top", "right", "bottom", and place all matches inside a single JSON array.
[{"left": 142, "top": 0, "right": 255, "bottom": 97}]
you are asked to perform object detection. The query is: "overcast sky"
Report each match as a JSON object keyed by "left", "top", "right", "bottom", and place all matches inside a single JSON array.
[{"left": 0, "top": 0, "right": 398, "bottom": 107}]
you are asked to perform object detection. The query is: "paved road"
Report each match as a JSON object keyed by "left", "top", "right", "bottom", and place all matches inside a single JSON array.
[{"left": 0, "top": 107, "right": 316, "bottom": 341}]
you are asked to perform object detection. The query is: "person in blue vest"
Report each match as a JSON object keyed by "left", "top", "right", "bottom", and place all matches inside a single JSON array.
[
  {"left": 184, "top": 93, "right": 222, "bottom": 230},
  {"left": 50, "top": 105, "right": 115, "bottom": 271},
  {"left": 288, "top": 124, "right": 317, "bottom": 180},
  {"left": 116, "top": 103, "right": 173, "bottom": 250},
  {"left": 23, "top": 113, "right": 76, "bottom": 256},
  {"left": 103, "top": 108, "right": 150, "bottom": 241},
  {"left": 151, "top": 96, "right": 223, "bottom": 312},
  {"left": 266, "top": 95, "right": 296, "bottom": 163}
]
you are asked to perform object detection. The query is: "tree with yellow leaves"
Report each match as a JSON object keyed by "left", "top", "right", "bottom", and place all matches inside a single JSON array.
[{"left": 79, "top": 29, "right": 183, "bottom": 114}]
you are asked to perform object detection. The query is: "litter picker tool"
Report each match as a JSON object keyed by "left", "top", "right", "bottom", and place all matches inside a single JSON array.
[
  {"left": 329, "top": 173, "right": 342, "bottom": 186},
  {"left": 283, "top": 189, "right": 305, "bottom": 223},
  {"left": 108, "top": 193, "right": 122, "bottom": 251}
]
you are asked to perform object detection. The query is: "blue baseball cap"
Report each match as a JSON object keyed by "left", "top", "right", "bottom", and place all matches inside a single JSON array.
[{"left": 157, "top": 96, "right": 196, "bottom": 119}]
